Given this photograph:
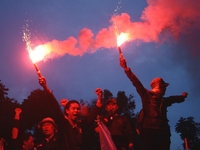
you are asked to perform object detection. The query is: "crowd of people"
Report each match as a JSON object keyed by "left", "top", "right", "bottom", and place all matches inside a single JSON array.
[{"left": 1, "top": 55, "right": 188, "bottom": 150}]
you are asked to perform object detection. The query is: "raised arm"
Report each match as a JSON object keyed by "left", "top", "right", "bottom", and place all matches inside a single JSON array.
[
  {"left": 12, "top": 108, "right": 22, "bottom": 139},
  {"left": 95, "top": 88, "right": 103, "bottom": 107},
  {"left": 119, "top": 56, "right": 147, "bottom": 99},
  {"left": 38, "top": 76, "right": 51, "bottom": 93},
  {"left": 83, "top": 88, "right": 103, "bottom": 126}
]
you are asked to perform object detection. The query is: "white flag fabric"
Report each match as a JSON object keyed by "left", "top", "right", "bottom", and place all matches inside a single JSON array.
[{"left": 98, "top": 121, "right": 117, "bottom": 150}]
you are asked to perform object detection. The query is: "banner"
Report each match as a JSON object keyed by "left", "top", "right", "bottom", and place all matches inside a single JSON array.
[{"left": 98, "top": 121, "right": 117, "bottom": 150}]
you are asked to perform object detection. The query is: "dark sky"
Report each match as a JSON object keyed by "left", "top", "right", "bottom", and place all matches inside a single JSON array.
[{"left": 0, "top": 0, "right": 200, "bottom": 149}]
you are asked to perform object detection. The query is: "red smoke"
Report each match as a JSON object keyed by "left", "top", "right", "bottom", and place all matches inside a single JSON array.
[{"left": 36, "top": 0, "right": 200, "bottom": 59}]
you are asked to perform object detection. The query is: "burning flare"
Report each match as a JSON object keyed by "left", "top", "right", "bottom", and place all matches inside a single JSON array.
[
  {"left": 23, "top": 27, "right": 45, "bottom": 77},
  {"left": 28, "top": 45, "right": 50, "bottom": 63},
  {"left": 28, "top": 45, "right": 50, "bottom": 77},
  {"left": 117, "top": 32, "right": 129, "bottom": 47},
  {"left": 116, "top": 32, "right": 129, "bottom": 56}
]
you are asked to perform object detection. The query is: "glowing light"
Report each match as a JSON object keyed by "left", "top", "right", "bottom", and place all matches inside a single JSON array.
[
  {"left": 28, "top": 45, "right": 50, "bottom": 63},
  {"left": 117, "top": 32, "right": 129, "bottom": 47},
  {"left": 22, "top": 24, "right": 49, "bottom": 64}
]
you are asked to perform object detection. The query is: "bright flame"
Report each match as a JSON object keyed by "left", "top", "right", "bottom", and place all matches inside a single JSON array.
[
  {"left": 28, "top": 45, "right": 50, "bottom": 63},
  {"left": 22, "top": 24, "right": 50, "bottom": 64},
  {"left": 117, "top": 32, "right": 129, "bottom": 47}
]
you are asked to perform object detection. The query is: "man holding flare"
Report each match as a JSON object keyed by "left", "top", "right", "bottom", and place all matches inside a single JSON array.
[
  {"left": 38, "top": 75, "right": 103, "bottom": 150},
  {"left": 119, "top": 53, "right": 188, "bottom": 150}
]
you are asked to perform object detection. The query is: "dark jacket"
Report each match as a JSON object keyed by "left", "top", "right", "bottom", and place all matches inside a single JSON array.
[
  {"left": 45, "top": 91, "right": 101, "bottom": 150},
  {"left": 101, "top": 115, "right": 133, "bottom": 149},
  {"left": 36, "top": 134, "right": 59, "bottom": 150},
  {"left": 124, "top": 68, "right": 185, "bottom": 130}
]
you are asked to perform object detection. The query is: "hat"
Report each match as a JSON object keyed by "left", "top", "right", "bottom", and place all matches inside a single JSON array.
[
  {"left": 150, "top": 77, "right": 169, "bottom": 88},
  {"left": 38, "top": 117, "right": 57, "bottom": 129},
  {"left": 106, "top": 98, "right": 117, "bottom": 105}
]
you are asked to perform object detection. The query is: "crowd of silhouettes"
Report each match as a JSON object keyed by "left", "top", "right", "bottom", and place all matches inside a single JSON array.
[{"left": 0, "top": 54, "right": 189, "bottom": 150}]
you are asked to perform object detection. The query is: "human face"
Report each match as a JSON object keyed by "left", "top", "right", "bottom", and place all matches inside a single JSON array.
[
  {"left": 152, "top": 85, "right": 166, "bottom": 96},
  {"left": 23, "top": 136, "right": 34, "bottom": 150},
  {"left": 42, "top": 122, "right": 55, "bottom": 137},
  {"left": 105, "top": 102, "right": 118, "bottom": 114},
  {"left": 66, "top": 103, "right": 81, "bottom": 122}
]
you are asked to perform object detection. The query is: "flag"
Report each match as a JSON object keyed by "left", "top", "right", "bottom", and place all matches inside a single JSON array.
[{"left": 97, "top": 121, "right": 117, "bottom": 150}]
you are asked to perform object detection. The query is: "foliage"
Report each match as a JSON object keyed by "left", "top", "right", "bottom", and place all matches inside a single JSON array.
[
  {"left": 83, "top": 89, "right": 141, "bottom": 150},
  {"left": 175, "top": 116, "right": 200, "bottom": 150},
  {"left": 0, "top": 81, "right": 20, "bottom": 149},
  {"left": 0, "top": 80, "right": 8, "bottom": 100},
  {"left": 0, "top": 80, "right": 141, "bottom": 149}
]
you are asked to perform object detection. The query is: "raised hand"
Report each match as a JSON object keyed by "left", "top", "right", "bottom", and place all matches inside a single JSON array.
[
  {"left": 60, "top": 99, "right": 69, "bottom": 107},
  {"left": 182, "top": 92, "right": 188, "bottom": 98},
  {"left": 95, "top": 88, "right": 103, "bottom": 97},
  {"left": 120, "top": 57, "right": 127, "bottom": 69},
  {"left": 15, "top": 108, "right": 22, "bottom": 115}
]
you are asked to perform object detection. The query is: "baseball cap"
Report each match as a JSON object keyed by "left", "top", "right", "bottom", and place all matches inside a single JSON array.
[
  {"left": 106, "top": 98, "right": 117, "bottom": 105},
  {"left": 38, "top": 117, "right": 57, "bottom": 129},
  {"left": 150, "top": 77, "right": 169, "bottom": 88}
]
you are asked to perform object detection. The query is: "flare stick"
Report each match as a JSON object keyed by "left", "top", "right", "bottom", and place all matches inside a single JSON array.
[
  {"left": 184, "top": 138, "right": 188, "bottom": 150},
  {"left": 118, "top": 46, "right": 123, "bottom": 58},
  {"left": 33, "top": 63, "right": 42, "bottom": 77}
]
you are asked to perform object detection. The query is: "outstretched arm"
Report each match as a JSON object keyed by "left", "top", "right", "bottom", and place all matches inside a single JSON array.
[
  {"left": 166, "top": 92, "right": 188, "bottom": 106},
  {"left": 12, "top": 108, "right": 22, "bottom": 139},
  {"left": 119, "top": 55, "right": 147, "bottom": 100},
  {"left": 182, "top": 92, "right": 188, "bottom": 98}
]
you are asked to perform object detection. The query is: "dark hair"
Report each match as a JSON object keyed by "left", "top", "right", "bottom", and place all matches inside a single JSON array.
[
  {"left": 64, "top": 100, "right": 80, "bottom": 110},
  {"left": 64, "top": 100, "right": 80, "bottom": 116},
  {"left": 20, "top": 132, "right": 33, "bottom": 145}
]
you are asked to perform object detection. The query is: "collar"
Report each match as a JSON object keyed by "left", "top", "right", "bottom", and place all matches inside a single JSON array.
[
  {"left": 65, "top": 115, "right": 77, "bottom": 128},
  {"left": 45, "top": 134, "right": 54, "bottom": 142}
]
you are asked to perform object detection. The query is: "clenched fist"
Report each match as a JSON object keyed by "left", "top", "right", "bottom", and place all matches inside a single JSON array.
[
  {"left": 95, "top": 88, "right": 103, "bottom": 96},
  {"left": 15, "top": 108, "right": 22, "bottom": 115}
]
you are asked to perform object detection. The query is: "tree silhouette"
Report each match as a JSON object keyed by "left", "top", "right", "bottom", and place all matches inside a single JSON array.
[
  {"left": 175, "top": 117, "right": 200, "bottom": 150},
  {"left": 20, "top": 88, "right": 65, "bottom": 144},
  {"left": 81, "top": 89, "right": 140, "bottom": 150},
  {"left": 0, "top": 80, "right": 141, "bottom": 149},
  {"left": 0, "top": 80, "right": 20, "bottom": 149},
  {"left": 0, "top": 80, "right": 8, "bottom": 100}
]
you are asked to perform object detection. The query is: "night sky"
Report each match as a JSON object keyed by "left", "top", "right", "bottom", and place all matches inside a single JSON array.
[{"left": 0, "top": 0, "right": 200, "bottom": 149}]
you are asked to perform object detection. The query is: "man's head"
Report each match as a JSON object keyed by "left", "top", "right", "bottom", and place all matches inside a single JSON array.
[
  {"left": 80, "top": 103, "right": 89, "bottom": 117},
  {"left": 38, "top": 117, "right": 57, "bottom": 137},
  {"left": 64, "top": 100, "right": 81, "bottom": 122},
  {"left": 150, "top": 77, "right": 169, "bottom": 96},
  {"left": 21, "top": 132, "right": 34, "bottom": 150},
  {"left": 105, "top": 98, "right": 118, "bottom": 115}
]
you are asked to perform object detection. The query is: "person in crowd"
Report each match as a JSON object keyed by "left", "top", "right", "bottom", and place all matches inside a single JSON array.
[
  {"left": 38, "top": 76, "right": 103, "bottom": 150},
  {"left": 0, "top": 137, "right": 7, "bottom": 150},
  {"left": 119, "top": 55, "right": 188, "bottom": 150},
  {"left": 11, "top": 108, "right": 35, "bottom": 150},
  {"left": 95, "top": 97, "right": 134, "bottom": 150},
  {"left": 36, "top": 117, "right": 59, "bottom": 150}
]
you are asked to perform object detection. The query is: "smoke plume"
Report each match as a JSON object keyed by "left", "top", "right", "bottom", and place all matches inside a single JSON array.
[{"left": 37, "top": 0, "right": 200, "bottom": 59}]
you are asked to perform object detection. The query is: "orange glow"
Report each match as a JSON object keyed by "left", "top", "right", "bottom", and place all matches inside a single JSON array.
[
  {"left": 117, "top": 32, "right": 129, "bottom": 47},
  {"left": 28, "top": 45, "right": 50, "bottom": 63}
]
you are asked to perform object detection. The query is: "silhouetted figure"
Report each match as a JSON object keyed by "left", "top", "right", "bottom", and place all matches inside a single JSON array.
[
  {"left": 38, "top": 76, "right": 103, "bottom": 150},
  {"left": 119, "top": 56, "right": 188, "bottom": 150},
  {"left": 36, "top": 117, "right": 59, "bottom": 150},
  {"left": 11, "top": 108, "right": 35, "bottom": 150},
  {"left": 96, "top": 98, "right": 134, "bottom": 150},
  {"left": 0, "top": 138, "right": 7, "bottom": 150}
]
